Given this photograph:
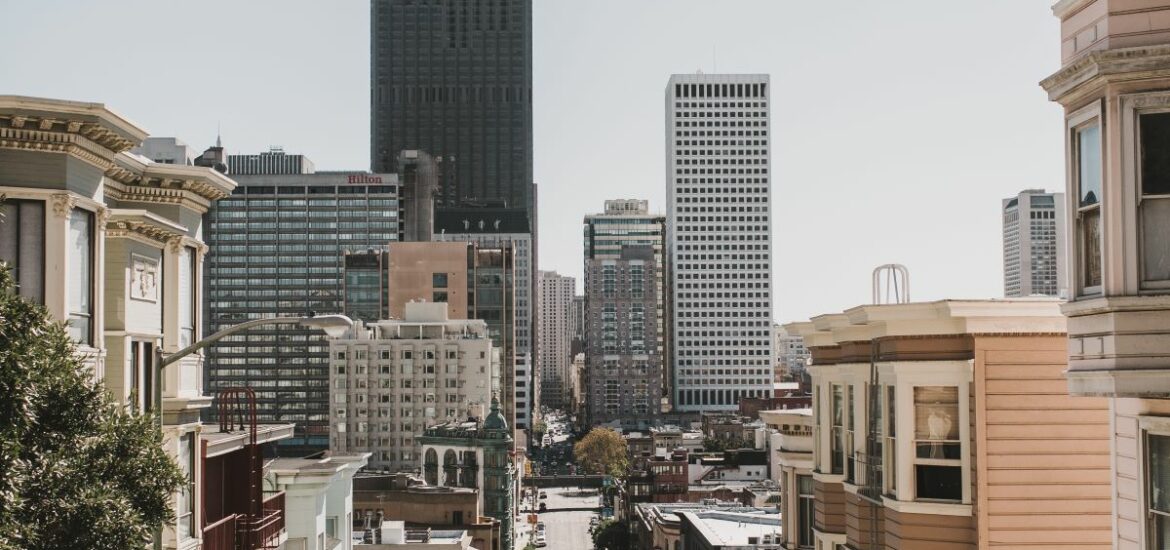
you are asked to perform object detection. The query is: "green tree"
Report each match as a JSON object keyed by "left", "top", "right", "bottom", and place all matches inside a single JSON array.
[
  {"left": 0, "top": 264, "right": 185, "bottom": 550},
  {"left": 592, "top": 519, "right": 631, "bottom": 550},
  {"left": 532, "top": 420, "right": 547, "bottom": 436},
  {"left": 702, "top": 435, "right": 746, "bottom": 452},
  {"left": 573, "top": 428, "right": 628, "bottom": 478}
]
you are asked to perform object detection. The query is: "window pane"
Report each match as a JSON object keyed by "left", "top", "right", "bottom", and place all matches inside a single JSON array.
[
  {"left": 915, "top": 464, "right": 961, "bottom": 501},
  {"left": 1078, "top": 124, "right": 1102, "bottom": 207},
  {"left": 433, "top": 272, "right": 448, "bottom": 288},
  {"left": 1150, "top": 434, "right": 1170, "bottom": 513},
  {"left": 1141, "top": 112, "right": 1170, "bottom": 196},
  {"left": 1082, "top": 208, "right": 1103, "bottom": 288},
  {"left": 1142, "top": 198, "right": 1170, "bottom": 282},
  {"left": 68, "top": 209, "right": 93, "bottom": 345},
  {"left": 179, "top": 247, "right": 194, "bottom": 346},
  {"left": 915, "top": 386, "right": 959, "bottom": 460},
  {"left": 0, "top": 201, "right": 45, "bottom": 303}
]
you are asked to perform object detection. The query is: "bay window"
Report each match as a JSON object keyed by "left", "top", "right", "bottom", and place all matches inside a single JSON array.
[
  {"left": 0, "top": 199, "right": 45, "bottom": 303},
  {"left": 913, "top": 386, "right": 961, "bottom": 502},
  {"left": 179, "top": 246, "right": 195, "bottom": 347},
  {"left": 1074, "top": 121, "right": 1103, "bottom": 295},
  {"left": 884, "top": 385, "right": 897, "bottom": 497},
  {"left": 1147, "top": 431, "right": 1170, "bottom": 548},
  {"left": 1139, "top": 112, "right": 1170, "bottom": 288},
  {"left": 845, "top": 384, "right": 855, "bottom": 483},
  {"left": 797, "top": 474, "right": 814, "bottom": 549},
  {"left": 68, "top": 208, "right": 94, "bottom": 345},
  {"left": 830, "top": 384, "right": 844, "bottom": 475}
]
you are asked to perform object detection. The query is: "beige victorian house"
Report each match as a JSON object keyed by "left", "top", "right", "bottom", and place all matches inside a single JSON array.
[{"left": 1041, "top": 1, "right": 1170, "bottom": 547}]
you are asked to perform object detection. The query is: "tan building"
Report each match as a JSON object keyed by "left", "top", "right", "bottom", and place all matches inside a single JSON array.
[
  {"left": 388, "top": 242, "right": 470, "bottom": 321},
  {"left": 1041, "top": 2, "right": 1170, "bottom": 547},
  {"left": 760, "top": 408, "right": 814, "bottom": 550},
  {"left": 787, "top": 300, "right": 1112, "bottom": 550},
  {"left": 353, "top": 474, "right": 501, "bottom": 550}
]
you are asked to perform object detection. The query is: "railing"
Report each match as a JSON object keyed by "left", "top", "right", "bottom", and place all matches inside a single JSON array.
[{"left": 203, "top": 515, "right": 237, "bottom": 550}]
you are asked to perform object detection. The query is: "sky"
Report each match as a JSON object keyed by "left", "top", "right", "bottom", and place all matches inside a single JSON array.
[{"left": 0, "top": 0, "right": 1065, "bottom": 324}]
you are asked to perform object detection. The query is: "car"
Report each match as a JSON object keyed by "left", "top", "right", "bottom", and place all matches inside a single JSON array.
[
  {"left": 535, "top": 536, "right": 547, "bottom": 548},
  {"left": 538, "top": 502, "right": 547, "bottom": 511},
  {"left": 538, "top": 491, "right": 547, "bottom": 499}
]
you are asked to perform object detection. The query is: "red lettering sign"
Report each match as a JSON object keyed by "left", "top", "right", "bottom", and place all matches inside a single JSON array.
[{"left": 347, "top": 175, "right": 383, "bottom": 184}]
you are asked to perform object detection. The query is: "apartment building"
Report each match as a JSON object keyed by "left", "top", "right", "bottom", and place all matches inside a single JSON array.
[
  {"left": 1041, "top": 2, "right": 1170, "bottom": 547},
  {"left": 329, "top": 302, "right": 499, "bottom": 472},
  {"left": 1002, "top": 189, "right": 1067, "bottom": 298},
  {"left": 787, "top": 300, "right": 1111, "bottom": 550},
  {"left": 759, "top": 409, "right": 814, "bottom": 550},
  {"left": 537, "top": 270, "right": 575, "bottom": 409}
]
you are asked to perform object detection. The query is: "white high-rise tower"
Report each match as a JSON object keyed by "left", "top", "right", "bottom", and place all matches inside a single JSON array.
[
  {"left": 666, "top": 73, "right": 775, "bottom": 411},
  {"left": 1002, "top": 189, "right": 1067, "bottom": 298}
]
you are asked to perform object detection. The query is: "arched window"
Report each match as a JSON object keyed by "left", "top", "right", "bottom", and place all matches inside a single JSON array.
[
  {"left": 444, "top": 450, "right": 459, "bottom": 487},
  {"left": 424, "top": 448, "right": 439, "bottom": 486}
]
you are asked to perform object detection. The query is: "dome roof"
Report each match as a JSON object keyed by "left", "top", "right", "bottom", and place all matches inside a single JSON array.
[{"left": 484, "top": 395, "right": 508, "bottom": 431}]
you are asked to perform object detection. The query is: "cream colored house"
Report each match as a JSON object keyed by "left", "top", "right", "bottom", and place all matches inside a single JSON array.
[
  {"left": 788, "top": 300, "right": 1112, "bottom": 550},
  {"left": 760, "top": 408, "right": 813, "bottom": 550},
  {"left": 1041, "top": 1, "right": 1170, "bottom": 547}
]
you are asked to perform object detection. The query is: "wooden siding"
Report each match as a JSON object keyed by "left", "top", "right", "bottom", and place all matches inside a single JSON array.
[
  {"left": 844, "top": 491, "right": 884, "bottom": 549},
  {"left": 883, "top": 507, "right": 975, "bottom": 550},
  {"left": 974, "top": 335, "right": 1112, "bottom": 549},
  {"left": 814, "top": 479, "right": 846, "bottom": 535}
]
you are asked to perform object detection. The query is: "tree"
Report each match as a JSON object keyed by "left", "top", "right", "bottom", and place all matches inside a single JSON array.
[
  {"left": 592, "top": 519, "right": 631, "bottom": 550},
  {"left": 573, "top": 428, "right": 628, "bottom": 478},
  {"left": 702, "top": 435, "right": 746, "bottom": 452},
  {"left": 532, "top": 420, "right": 547, "bottom": 436},
  {"left": 0, "top": 264, "right": 185, "bottom": 550}
]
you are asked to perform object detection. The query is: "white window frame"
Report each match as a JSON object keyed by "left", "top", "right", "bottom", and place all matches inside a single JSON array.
[
  {"left": 1120, "top": 92, "right": 1170, "bottom": 291},
  {"left": 1139, "top": 415, "right": 1170, "bottom": 549},
  {"left": 1067, "top": 101, "right": 1105, "bottom": 297}
]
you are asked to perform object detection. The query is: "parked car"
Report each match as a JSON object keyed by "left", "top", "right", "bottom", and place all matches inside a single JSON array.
[
  {"left": 538, "top": 502, "right": 547, "bottom": 511},
  {"left": 538, "top": 491, "right": 547, "bottom": 499}
]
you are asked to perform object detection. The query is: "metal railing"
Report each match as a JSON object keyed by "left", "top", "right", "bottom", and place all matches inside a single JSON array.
[{"left": 202, "top": 515, "right": 237, "bottom": 550}]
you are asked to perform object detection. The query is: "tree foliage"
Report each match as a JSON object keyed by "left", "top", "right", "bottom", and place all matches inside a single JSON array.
[
  {"left": 592, "top": 519, "right": 631, "bottom": 550},
  {"left": 0, "top": 265, "right": 186, "bottom": 550},
  {"left": 702, "top": 435, "right": 746, "bottom": 452},
  {"left": 573, "top": 428, "right": 628, "bottom": 478}
]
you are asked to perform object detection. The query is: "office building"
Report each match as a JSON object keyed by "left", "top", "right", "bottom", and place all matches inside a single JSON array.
[
  {"left": 537, "top": 270, "right": 574, "bottom": 409},
  {"left": 773, "top": 325, "right": 809, "bottom": 382},
  {"left": 131, "top": 136, "right": 195, "bottom": 165},
  {"left": 344, "top": 249, "right": 391, "bottom": 323},
  {"left": 583, "top": 246, "right": 663, "bottom": 427},
  {"left": 1042, "top": 4, "right": 1170, "bottom": 547},
  {"left": 228, "top": 146, "right": 315, "bottom": 176},
  {"left": 1002, "top": 189, "right": 1067, "bottom": 297},
  {"left": 419, "top": 397, "right": 516, "bottom": 550},
  {"left": 204, "top": 166, "right": 401, "bottom": 454},
  {"left": 789, "top": 300, "right": 1111, "bottom": 549},
  {"left": 329, "top": 302, "right": 499, "bottom": 472},
  {"left": 433, "top": 206, "right": 535, "bottom": 430},
  {"left": 370, "top": 0, "right": 534, "bottom": 217},
  {"left": 665, "top": 74, "right": 775, "bottom": 411}
]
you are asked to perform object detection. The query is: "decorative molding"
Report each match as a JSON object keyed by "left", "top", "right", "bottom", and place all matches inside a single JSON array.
[
  {"left": 96, "top": 206, "right": 111, "bottom": 232},
  {"left": 167, "top": 236, "right": 184, "bottom": 255},
  {"left": 130, "top": 253, "right": 159, "bottom": 303},
  {"left": 1041, "top": 44, "right": 1170, "bottom": 104},
  {"left": 50, "top": 193, "right": 76, "bottom": 218}
]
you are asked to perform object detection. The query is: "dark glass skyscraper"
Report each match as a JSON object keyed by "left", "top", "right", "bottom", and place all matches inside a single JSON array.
[{"left": 370, "top": 0, "right": 533, "bottom": 215}]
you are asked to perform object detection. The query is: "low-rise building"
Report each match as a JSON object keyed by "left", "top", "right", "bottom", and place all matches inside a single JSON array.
[
  {"left": 759, "top": 408, "right": 813, "bottom": 550},
  {"left": 356, "top": 522, "right": 472, "bottom": 550},
  {"left": 265, "top": 453, "right": 371, "bottom": 550},
  {"left": 678, "top": 510, "right": 782, "bottom": 549},
  {"left": 633, "top": 501, "right": 772, "bottom": 550},
  {"left": 353, "top": 473, "right": 500, "bottom": 550},
  {"left": 789, "top": 299, "right": 1112, "bottom": 550}
]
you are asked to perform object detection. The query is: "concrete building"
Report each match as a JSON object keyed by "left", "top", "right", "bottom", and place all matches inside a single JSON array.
[
  {"left": 0, "top": 95, "right": 313, "bottom": 550},
  {"left": 228, "top": 146, "right": 315, "bottom": 175},
  {"left": 1041, "top": 3, "right": 1170, "bottom": 547},
  {"left": 1002, "top": 188, "right": 1067, "bottom": 298},
  {"left": 678, "top": 510, "right": 782, "bottom": 549},
  {"left": 204, "top": 167, "right": 401, "bottom": 455},
  {"left": 418, "top": 398, "right": 516, "bottom": 550},
  {"left": 131, "top": 136, "right": 196, "bottom": 165},
  {"left": 353, "top": 473, "right": 502, "bottom": 550},
  {"left": 329, "top": 302, "right": 499, "bottom": 472},
  {"left": 759, "top": 409, "right": 813, "bottom": 550},
  {"left": 665, "top": 74, "right": 775, "bottom": 412},
  {"left": 265, "top": 454, "right": 371, "bottom": 550},
  {"left": 370, "top": 0, "right": 533, "bottom": 219},
  {"left": 536, "top": 270, "right": 574, "bottom": 410},
  {"left": 633, "top": 502, "right": 777, "bottom": 550},
  {"left": 773, "top": 325, "right": 810, "bottom": 383},
  {"left": 788, "top": 299, "right": 1112, "bottom": 550},
  {"left": 583, "top": 246, "right": 663, "bottom": 427},
  {"left": 356, "top": 523, "right": 471, "bottom": 549}
]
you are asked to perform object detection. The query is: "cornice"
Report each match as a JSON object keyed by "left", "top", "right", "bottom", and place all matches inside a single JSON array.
[
  {"left": 0, "top": 124, "right": 120, "bottom": 169},
  {"left": 1041, "top": 44, "right": 1170, "bottom": 104},
  {"left": 106, "top": 209, "right": 190, "bottom": 246},
  {"left": 105, "top": 152, "right": 235, "bottom": 209},
  {"left": 0, "top": 95, "right": 146, "bottom": 151}
]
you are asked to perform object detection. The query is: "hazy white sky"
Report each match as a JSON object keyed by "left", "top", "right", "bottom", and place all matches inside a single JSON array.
[{"left": 0, "top": 1, "right": 1065, "bottom": 323}]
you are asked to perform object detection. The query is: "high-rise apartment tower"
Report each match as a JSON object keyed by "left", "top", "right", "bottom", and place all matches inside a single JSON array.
[
  {"left": 1002, "top": 189, "right": 1067, "bottom": 298},
  {"left": 665, "top": 74, "right": 775, "bottom": 412}
]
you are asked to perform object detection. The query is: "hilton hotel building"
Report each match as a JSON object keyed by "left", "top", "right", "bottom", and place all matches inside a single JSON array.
[
  {"left": 204, "top": 161, "right": 402, "bottom": 455},
  {"left": 665, "top": 74, "right": 775, "bottom": 412}
]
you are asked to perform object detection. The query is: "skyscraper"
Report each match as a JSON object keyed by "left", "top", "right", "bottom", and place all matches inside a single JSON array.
[
  {"left": 1002, "top": 189, "right": 1067, "bottom": 298},
  {"left": 537, "top": 270, "right": 574, "bottom": 410},
  {"left": 370, "top": 0, "right": 533, "bottom": 215},
  {"left": 665, "top": 74, "right": 775, "bottom": 412}
]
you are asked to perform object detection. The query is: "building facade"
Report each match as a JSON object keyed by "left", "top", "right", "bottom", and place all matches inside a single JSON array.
[
  {"left": 329, "top": 302, "right": 498, "bottom": 472},
  {"left": 665, "top": 74, "right": 775, "bottom": 412},
  {"left": 370, "top": 0, "right": 534, "bottom": 218},
  {"left": 1002, "top": 188, "right": 1067, "bottom": 298},
  {"left": 228, "top": 147, "right": 316, "bottom": 176},
  {"left": 789, "top": 300, "right": 1112, "bottom": 550},
  {"left": 1041, "top": 3, "right": 1170, "bottom": 547},
  {"left": 583, "top": 246, "right": 663, "bottom": 427},
  {"left": 774, "top": 325, "right": 810, "bottom": 383},
  {"left": 759, "top": 409, "right": 813, "bottom": 550},
  {"left": 536, "top": 270, "right": 574, "bottom": 410}
]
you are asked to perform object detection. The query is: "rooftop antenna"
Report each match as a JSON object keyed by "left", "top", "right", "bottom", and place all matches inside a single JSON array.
[
  {"left": 872, "top": 264, "right": 910, "bottom": 305},
  {"left": 216, "top": 122, "right": 222, "bottom": 148}
]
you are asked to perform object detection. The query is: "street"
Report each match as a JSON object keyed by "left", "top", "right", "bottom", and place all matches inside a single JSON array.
[{"left": 518, "top": 487, "right": 600, "bottom": 550}]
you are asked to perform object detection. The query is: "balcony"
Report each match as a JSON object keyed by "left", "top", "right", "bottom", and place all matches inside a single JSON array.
[{"left": 202, "top": 491, "right": 286, "bottom": 550}]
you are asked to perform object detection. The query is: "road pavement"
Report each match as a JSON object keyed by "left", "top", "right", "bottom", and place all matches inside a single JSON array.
[{"left": 517, "top": 487, "right": 600, "bottom": 550}]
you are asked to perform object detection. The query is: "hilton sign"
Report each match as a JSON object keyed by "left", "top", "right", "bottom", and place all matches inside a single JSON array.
[{"left": 347, "top": 174, "right": 384, "bottom": 184}]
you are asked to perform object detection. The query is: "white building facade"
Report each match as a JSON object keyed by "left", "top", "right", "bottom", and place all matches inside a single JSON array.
[
  {"left": 329, "top": 302, "right": 499, "bottom": 472},
  {"left": 1002, "top": 189, "right": 1067, "bottom": 298},
  {"left": 536, "top": 270, "right": 574, "bottom": 410},
  {"left": 665, "top": 74, "right": 775, "bottom": 412}
]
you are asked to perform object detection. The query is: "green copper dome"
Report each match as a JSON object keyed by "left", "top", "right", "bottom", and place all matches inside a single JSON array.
[{"left": 484, "top": 395, "right": 508, "bottom": 431}]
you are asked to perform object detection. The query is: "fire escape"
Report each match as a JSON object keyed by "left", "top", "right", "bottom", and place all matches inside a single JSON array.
[{"left": 202, "top": 388, "right": 286, "bottom": 550}]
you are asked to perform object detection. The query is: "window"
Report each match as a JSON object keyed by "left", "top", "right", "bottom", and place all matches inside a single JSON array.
[
  {"left": 845, "top": 384, "right": 855, "bottom": 483},
  {"left": 913, "top": 386, "right": 961, "bottom": 501},
  {"left": 179, "top": 246, "right": 196, "bottom": 347},
  {"left": 1139, "top": 112, "right": 1170, "bottom": 287},
  {"left": 68, "top": 208, "right": 94, "bottom": 345},
  {"left": 0, "top": 199, "right": 45, "bottom": 303},
  {"left": 177, "top": 432, "right": 195, "bottom": 540},
  {"left": 433, "top": 291, "right": 448, "bottom": 303},
  {"left": 797, "top": 474, "right": 814, "bottom": 549},
  {"left": 433, "top": 272, "right": 448, "bottom": 288},
  {"left": 1075, "top": 122, "right": 1103, "bottom": 294},
  {"left": 885, "top": 385, "right": 897, "bottom": 497},
  {"left": 830, "top": 384, "right": 844, "bottom": 475},
  {"left": 1147, "top": 432, "right": 1170, "bottom": 548}
]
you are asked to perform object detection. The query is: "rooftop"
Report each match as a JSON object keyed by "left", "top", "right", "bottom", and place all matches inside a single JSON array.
[{"left": 679, "top": 510, "right": 782, "bottom": 546}]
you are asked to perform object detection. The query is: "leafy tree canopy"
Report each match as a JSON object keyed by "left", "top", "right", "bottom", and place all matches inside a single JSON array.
[
  {"left": 573, "top": 428, "right": 628, "bottom": 478},
  {"left": 592, "top": 519, "right": 631, "bottom": 550},
  {"left": 0, "top": 264, "right": 185, "bottom": 550}
]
